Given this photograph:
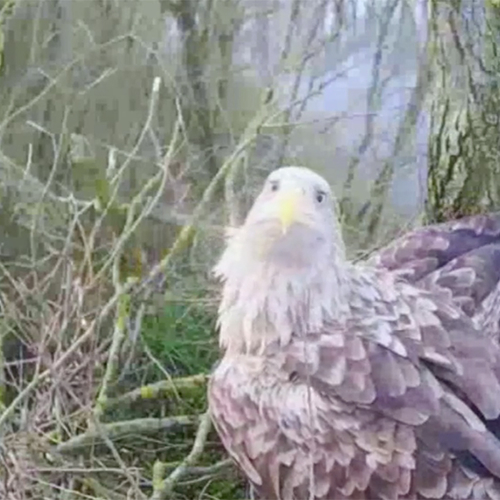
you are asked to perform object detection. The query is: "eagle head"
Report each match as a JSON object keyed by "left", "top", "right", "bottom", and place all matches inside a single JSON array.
[
  {"left": 228, "top": 166, "right": 343, "bottom": 270},
  {"left": 213, "top": 167, "right": 350, "bottom": 353}
]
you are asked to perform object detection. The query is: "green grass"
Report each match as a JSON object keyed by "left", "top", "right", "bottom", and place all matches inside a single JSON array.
[{"left": 141, "top": 299, "right": 219, "bottom": 377}]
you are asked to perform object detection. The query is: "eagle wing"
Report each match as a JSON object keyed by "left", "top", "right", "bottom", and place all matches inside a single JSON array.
[
  {"left": 367, "top": 212, "right": 500, "bottom": 283},
  {"left": 274, "top": 279, "right": 500, "bottom": 499},
  {"left": 368, "top": 212, "right": 500, "bottom": 338}
]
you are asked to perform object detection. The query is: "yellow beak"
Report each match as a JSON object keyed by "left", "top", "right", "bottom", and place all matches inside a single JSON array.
[{"left": 277, "top": 189, "right": 302, "bottom": 235}]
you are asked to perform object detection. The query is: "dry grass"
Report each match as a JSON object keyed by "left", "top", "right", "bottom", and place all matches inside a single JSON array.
[{"left": 0, "top": 73, "right": 290, "bottom": 499}]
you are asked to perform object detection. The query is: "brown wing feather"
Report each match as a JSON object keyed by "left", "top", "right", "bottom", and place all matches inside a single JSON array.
[
  {"left": 368, "top": 213, "right": 500, "bottom": 340},
  {"left": 282, "top": 273, "right": 500, "bottom": 498},
  {"left": 367, "top": 213, "right": 500, "bottom": 283},
  {"left": 414, "top": 244, "right": 500, "bottom": 339}
]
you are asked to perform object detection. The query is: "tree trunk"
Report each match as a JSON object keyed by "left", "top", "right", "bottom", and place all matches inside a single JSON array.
[{"left": 427, "top": 1, "right": 500, "bottom": 222}]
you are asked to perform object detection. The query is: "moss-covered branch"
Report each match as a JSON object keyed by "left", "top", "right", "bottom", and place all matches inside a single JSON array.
[
  {"left": 104, "top": 374, "right": 210, "bottom": 411},
  {"left": 150, "top": 410, "right": 212, "bottom": 499},
  {"left": 56, "top": 415, "right": 199, "bottom": 454}
]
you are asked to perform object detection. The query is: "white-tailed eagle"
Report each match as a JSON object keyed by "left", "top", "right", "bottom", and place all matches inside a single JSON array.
[{"left": 208, "top": 166, "right": 500, "bottom": 500}]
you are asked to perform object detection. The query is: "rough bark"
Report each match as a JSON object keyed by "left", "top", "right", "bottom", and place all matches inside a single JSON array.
[{"left": 427, "top": 1, "right": 500, "bottom": 223}]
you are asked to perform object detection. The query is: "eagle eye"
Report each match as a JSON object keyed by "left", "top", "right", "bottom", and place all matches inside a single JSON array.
[
  {"left": 315, "top": 190, "right": 326, "bottom": 203},
  {"left": 270, "top": 180, "right": 280, "bottom": 192}
]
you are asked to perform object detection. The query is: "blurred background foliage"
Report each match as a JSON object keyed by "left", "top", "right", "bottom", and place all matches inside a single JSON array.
[{"left": 0, "top": 0, "right": 499, "bottom": 498}]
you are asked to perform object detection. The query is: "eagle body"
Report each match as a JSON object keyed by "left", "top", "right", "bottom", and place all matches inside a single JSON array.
[{"left": 208, "top": 167, "right": 500, "bottom": 499}]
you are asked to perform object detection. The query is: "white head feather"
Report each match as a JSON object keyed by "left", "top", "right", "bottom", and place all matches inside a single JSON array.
[{"left": 214, "top": 167, "right": 351, "bottom": 354}]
